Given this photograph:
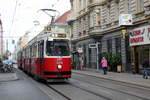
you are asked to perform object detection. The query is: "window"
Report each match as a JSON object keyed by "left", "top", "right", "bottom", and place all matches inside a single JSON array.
[
  {"left": 32, "top": 43, "right": 37, "bottom": 57},
  {"left": 89, "top": 0, "right": 93, "bottom": 4},
  {"left": 115, "top": 38, "right": 121, "bottom": 54},
  {"left": 90, "top": 12, "right": 94, "bottom": 27},
  {"left": 115, "top": 0, "right": 119, "bottom": 21},
  {"left": 79, "top": 0, "right": 82, "bottom": 9},
  {"left": 46, "top": 40, "right": 70, "bottom": 56},
  {"left": 106, "top": 2, "right": 111, "bottom": 23},
  {"left": 96, "top": 12, "right": 101, "bottom": 25},
  {"left": 137, "top": 0, "right": 144, "bottom": 13},
  {"left": 107, "top": 39, "right": 112, "bottom": 53}
]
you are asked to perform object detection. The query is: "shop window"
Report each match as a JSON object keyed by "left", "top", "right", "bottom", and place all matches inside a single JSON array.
[
  {"left": 125, "top": 35, "right": 131, "bottom": 64},
  {"left": 139, "top": 47, "right": 150, "bottom": 68},
  {"left": 115, "top": 37, "right": 121, "bottom": 54},
  {"left": 107, "top": 39, "right": 112, "bottom": 53}
]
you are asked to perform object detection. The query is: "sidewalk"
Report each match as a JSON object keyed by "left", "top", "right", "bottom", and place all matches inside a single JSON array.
[
  {"left": 0, "top": 72, "right": 19, "bottom": 82},
  {"left": 72, "top": 69, "right": 150, "bottom": 88}
]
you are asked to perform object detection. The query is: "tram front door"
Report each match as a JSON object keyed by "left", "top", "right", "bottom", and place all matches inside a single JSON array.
[{"left": 38, "top": 40, "right": 44, "bottom": 76}]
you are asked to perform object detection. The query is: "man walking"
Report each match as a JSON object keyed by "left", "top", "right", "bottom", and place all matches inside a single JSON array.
[{"left": 142, "top": 59, "right": 149, "bottom": 79}]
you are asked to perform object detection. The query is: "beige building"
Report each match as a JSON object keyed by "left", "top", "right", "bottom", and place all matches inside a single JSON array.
[
  {"left": 0, "top": 19, "right": 3, "bottom": 55},
  {"left": 70, "top": 0, "right": 150, "bottom": 72},
  {"left": 17, "top": 32, "right": 29, "bottom": 52}
]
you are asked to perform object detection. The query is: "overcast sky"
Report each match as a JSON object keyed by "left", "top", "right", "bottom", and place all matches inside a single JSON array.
[{"left": 0, "top": 0, "right": 71, "bottom": 52}]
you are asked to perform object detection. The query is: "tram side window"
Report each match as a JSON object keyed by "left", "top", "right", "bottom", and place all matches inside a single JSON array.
[
  {"left": 34, "top": 44, "right": 37, "bottom": 57},
  {"left": 32, "top": 44, "right": 37, "bottom": 57},
  {"left": 38, "top": 40, "right": 44, "bottom": 58},
  {"left": 31, "top": 45, "right": 34, "bottom": 57}
]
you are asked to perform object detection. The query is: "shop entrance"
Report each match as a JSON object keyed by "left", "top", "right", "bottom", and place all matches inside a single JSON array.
[
  {"left": 134, "top": 47, "right": 139, "bottom": 73},
  {"left": 134, "top": 45, "right": 150, "bottom": 73}
]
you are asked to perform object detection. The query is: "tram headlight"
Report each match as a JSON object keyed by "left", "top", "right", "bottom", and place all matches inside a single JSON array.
[
  {"left": 57, "top": 65, "right": 62, "bottom": 69},
  {"left": 55, "top": 34, "right": 58, "bottom": 37},
  {"left": 52, "top": 34, "right": 55, "bottom": 37}
]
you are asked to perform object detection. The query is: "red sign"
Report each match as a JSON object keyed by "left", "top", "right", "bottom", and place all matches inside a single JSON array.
[
  {"left": 130, "top": 36, "right": 144, "bottom": 43},
  {"left": 130, "top": 26, "right": 150, "bottom": 46}
]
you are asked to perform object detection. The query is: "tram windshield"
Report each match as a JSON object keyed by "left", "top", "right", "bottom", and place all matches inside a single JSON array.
[{"left": 46, "top": 40, "right": 70, "bottom": 56}]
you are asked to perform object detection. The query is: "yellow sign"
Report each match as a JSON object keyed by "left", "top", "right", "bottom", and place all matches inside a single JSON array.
[
  {"left": 121, "top": 29, "right": 127, "bottom": 39},
  {"left": 121, "top": 29, "right": 127, "bottom": 34},
  {"left": 47, "top": 26, "right": 51, "bottom": 31},
  {"left": 45, "top": 26, "right": 51, "bottom": 31}
]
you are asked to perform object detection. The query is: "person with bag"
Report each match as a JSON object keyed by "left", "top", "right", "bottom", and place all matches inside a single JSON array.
[
  {"left": 0, "top": 58, "right": 4, "bottom": 72},
  {"left": 142, "top": 59, "right": 149, "bottom": 79},
  {"left": 101, "top": 57, "right": 108, "bottom": 75}
]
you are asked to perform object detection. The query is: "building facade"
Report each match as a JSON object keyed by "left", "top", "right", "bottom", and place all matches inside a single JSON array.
[
  {"left": 0, "top": 19, "right": 3, "bottom": 55},
  {"left": 53, "top": 10, "right": 72, "bottom": 38},
  {"left": 70, "top": 0, "right": 150, "bottom": 72}
]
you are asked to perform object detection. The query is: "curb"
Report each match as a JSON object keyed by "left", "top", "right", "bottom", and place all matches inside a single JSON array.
[
  {"left": 72, "top": 70, "right": 150, "bottom": 88},
  {"left": 0, "top": 78, "right": 19, "bottom": 82},
  {"left": 0, "top": 73, "right": 19, "bottom": 82}
]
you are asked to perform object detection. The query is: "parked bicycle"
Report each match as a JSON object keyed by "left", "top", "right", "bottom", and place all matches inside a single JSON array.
[{"left": 0, "top": 59, "right": 15, "bottom": 73}]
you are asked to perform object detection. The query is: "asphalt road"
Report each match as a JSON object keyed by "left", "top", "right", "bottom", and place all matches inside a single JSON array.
[
  {"left": 0, "top": 71, "right": 52, "bottom": 100},
  {"left": 1, "top": 69, "right": 150, "bottom": 100}
]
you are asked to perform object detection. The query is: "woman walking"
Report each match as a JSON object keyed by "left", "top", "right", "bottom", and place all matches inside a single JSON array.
[{"left": 101, "top": 57, "right": 108, "bottom": 75}]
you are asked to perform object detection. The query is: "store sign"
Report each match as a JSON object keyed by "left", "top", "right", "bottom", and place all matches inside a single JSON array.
[
  {"left": 119, "top": 14, "right": 132, "bottom": 26},
  {"left": 129, "top": 26, "right": 150, "bottom": 46}
]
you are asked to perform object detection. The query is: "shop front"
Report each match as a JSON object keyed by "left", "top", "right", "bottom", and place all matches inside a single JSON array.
[{"left": 130, "top": 25, "right": 150, "bottom": 73}]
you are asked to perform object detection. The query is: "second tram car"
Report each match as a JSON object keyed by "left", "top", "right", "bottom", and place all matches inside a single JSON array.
[{"left": 17, "top": 33, "right": 71, "bottom": 82}]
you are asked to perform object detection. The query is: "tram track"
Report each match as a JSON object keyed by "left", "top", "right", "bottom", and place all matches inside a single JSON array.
[
  {"left": 79, "top": 74, "right": 150, "bottom": 91},
  {"left": 73, "top": 73, "right": 150, "bottom": 93},
  {"left": 71, "top": 77, "right": 150, "bottom": 100},
  {"left": 47, "top": 81, "right": 111, "bottom": 100},
  {"left": 17, "top": 69, "right": 68, "bottom": 100},
  {"left": 46, "top": 83, "right": 72, "bottom": 100},
  {"left": 18, "top": 69, "right": 110, "bottom": 100},
  {"left": 67, "top": 82, "right": 112, "bottom": 100}
]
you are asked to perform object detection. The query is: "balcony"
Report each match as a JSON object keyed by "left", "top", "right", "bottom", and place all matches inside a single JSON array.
[
  {"left": 87, "top": 0, "right": 106, "bottom": 8},
  {"left": 88, "top": 25, "right": 102, "bottom": 35}
]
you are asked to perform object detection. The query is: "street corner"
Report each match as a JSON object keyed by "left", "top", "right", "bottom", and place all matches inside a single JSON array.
[{"left": 0, "top": 72, "right": 19, "bottom": 82}]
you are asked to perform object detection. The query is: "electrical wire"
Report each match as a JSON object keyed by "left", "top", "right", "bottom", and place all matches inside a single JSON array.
[{"left": 9, "top": 0, "right": 18, "bottom": 36}]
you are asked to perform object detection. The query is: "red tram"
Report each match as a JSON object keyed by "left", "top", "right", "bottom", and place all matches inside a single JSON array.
[{"left": 17, "top": 33, "right": 71, "bottom": 82}]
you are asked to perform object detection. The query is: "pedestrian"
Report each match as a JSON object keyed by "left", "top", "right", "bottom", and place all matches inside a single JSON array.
[
  {"left": 142, "top": 59, "right": 149, "bottom": 79},
  {"left": 100, "top": 57, "right": 108, "bottom": 75},
  {"left": 0, "top": 58, "right": 3, "bottom": 67},
  {"left": 80, "top": 56, "right": 84, "bottom": 70},
  {"left": 0, "top": 58, "right": 4, "bottom": 72}
]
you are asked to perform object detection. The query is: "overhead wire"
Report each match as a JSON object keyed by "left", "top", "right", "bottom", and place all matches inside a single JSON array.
[{"left": 9, "top": 0, "right": 18, "bottom": 36}]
